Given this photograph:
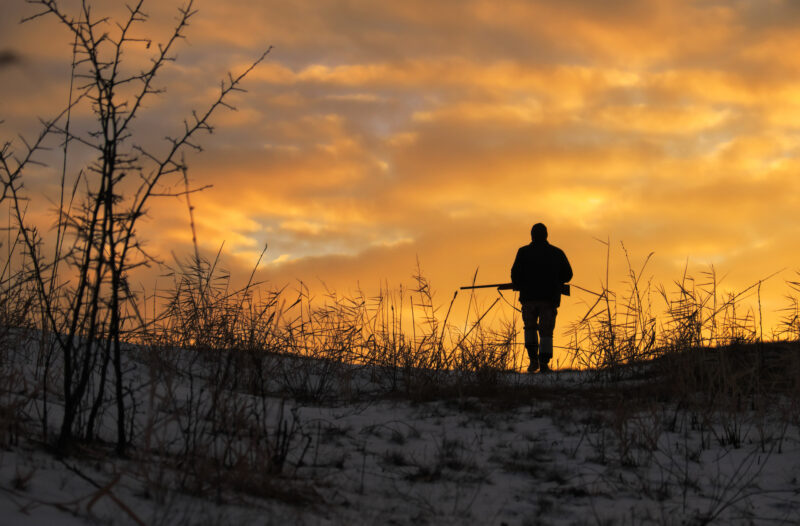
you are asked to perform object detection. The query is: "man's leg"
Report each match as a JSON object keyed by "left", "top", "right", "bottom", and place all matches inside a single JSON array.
[
  {"left": 537, "top": 303, "right": 557, "bottom": 372},
  {"left": 520, "top": 302, "right": 539, "bottom": 372}
]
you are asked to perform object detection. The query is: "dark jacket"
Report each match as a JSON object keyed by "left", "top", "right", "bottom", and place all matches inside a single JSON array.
[{"left": 511, "top": 241, "right": 573, "bottom": 306}]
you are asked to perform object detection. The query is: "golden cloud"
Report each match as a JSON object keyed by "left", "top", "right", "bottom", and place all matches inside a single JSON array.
[{"left": 4, "top": 0, "right": 800, "bottom": 346}]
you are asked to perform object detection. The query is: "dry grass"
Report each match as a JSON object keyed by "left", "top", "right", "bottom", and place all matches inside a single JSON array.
[{"left": 1, "top": 243, "right": 799, "bottom": 521}]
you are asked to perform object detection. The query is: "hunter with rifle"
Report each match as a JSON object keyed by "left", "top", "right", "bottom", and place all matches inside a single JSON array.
[{"left": 462, "top": 223, "right": 572, "bottom": 373}]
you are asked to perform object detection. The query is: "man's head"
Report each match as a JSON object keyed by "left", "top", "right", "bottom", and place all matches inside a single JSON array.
[{"left": 531, "top": 223, "right": 548, "bottom": 242}]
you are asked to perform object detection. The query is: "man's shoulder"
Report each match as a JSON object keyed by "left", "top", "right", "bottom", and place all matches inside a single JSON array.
[
  {"left": 516, "top": 243, "right": 535, "bottom": 256},
  {"left": 539, "top": 243, "right": 568, "bottom": 262},
  {"left": 517, "top": 242, "right": 567, "bottom": 258}
]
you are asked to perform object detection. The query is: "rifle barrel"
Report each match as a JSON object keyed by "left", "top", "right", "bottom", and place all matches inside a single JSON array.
[{"left": 459, "top": 283, "right": 512, "bottom": 290}]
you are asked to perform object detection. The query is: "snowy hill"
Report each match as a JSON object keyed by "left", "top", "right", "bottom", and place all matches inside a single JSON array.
[{"left": 2, "top": 336, "right": 799, "bottom": 525}]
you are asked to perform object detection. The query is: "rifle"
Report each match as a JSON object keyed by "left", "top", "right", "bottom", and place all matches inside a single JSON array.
[{"left": 460, "top": 282, "right": 571, "bottom": 296}]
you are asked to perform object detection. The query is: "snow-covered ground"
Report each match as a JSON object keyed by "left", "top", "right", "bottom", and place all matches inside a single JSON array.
[{"left": 2, "top": 344, "right": 799, "bottom": 525}]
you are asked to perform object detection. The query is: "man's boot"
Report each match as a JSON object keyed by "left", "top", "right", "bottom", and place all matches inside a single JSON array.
[
  {"left": 527, "top": 348, "right": 539, "bottom": 373},
  {"left": 539, "top": 336, "right": 553, "bottom": 373},
  {"left": 525, "top": 328, "right": 539, "bottom": 373}
]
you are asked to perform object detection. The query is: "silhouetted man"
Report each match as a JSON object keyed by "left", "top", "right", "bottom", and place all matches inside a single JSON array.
[{"left": 511, "top": 223, "right": 572, "bottom": 373}]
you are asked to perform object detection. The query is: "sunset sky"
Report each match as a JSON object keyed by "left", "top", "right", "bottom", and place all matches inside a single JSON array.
[{"left": 2, "top": 0, "right": 800, "bottom": 352}]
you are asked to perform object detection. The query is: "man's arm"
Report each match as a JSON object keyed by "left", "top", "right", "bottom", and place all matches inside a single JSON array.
[
  {"left": 560, "top": 249, "right": 573, "bottom": 284},
  {"left": 510, "top": 247, "right": 524, "bottom": 289}
]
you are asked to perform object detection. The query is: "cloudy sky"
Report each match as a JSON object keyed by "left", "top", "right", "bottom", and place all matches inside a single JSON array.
[{"left": 2, "top": 0, "right": 800, "bottom": 347}]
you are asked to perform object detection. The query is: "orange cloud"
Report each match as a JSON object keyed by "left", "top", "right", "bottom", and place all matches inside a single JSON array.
[{"left": 4, "top": 0, "right": 800, "bottom": 355}]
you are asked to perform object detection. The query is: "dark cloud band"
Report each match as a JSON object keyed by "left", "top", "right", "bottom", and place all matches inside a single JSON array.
[{"left": 0, "top": 49, "right": 21, "bottom": 68}]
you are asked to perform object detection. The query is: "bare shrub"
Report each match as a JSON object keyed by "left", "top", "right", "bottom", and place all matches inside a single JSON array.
[{"left": 1, "top": 0, "right": 269, "bottom": 453}]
